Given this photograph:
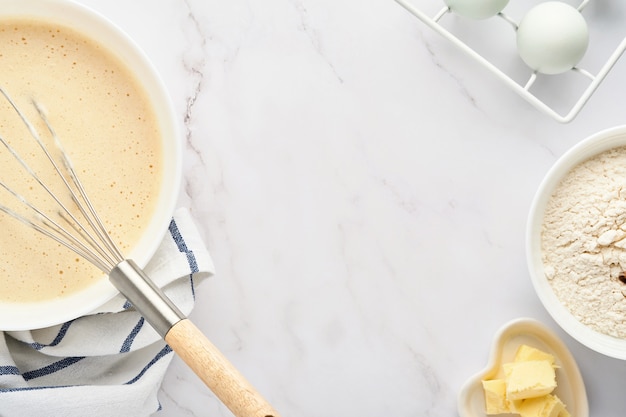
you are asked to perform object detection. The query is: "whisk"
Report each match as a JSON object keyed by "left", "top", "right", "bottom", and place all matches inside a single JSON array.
[{"left": 0, "top": 87, "right": 280, "bottom": 417}]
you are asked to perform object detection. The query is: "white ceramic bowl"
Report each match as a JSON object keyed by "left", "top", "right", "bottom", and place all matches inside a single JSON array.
[
  {"left": 0, "top": 0, "right": 181, "bottom": 330},
  {"left": 527, "top": 125, "right": 626, "bottom": 359}
]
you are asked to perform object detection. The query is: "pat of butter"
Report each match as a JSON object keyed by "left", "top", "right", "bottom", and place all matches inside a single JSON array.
[
  {"left": 516, "top": 394, "right": 571, "bottom": 417},
  {"left": 504, "top": 360, "right": 556, "bottom": 401},
  {"left": 481, "top": 379, "right": 511, "bottom": 414},
  {"left": 514, "top": 345, "right": 556, "bottom": 366}
]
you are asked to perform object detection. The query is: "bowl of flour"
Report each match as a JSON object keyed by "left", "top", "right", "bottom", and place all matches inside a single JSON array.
[{"left": 527, "top": 125, "right": 626, "bottom": 359}]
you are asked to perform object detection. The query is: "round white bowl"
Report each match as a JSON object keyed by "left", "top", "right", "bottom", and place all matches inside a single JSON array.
[
  {"left": 527, "top": 125, "right": 626, "bottom": 359},
  {"left": 0, "top": 0, "right": 181, "bottom": 330}
]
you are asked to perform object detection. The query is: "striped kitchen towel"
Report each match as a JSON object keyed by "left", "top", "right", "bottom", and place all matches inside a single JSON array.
[{"left": 0, "top": 207, "right": 214, "bottom": 417}]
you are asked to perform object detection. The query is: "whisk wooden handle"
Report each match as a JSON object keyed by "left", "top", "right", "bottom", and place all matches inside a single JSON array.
[
  {"left": 165, "top": 319, "right": 281, "bottom": 417},
  {"left": 109, "top": 261, "right": 281, "bottom": 417}
]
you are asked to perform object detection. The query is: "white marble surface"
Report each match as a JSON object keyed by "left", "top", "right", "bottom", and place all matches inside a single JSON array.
[{"left": 77, "top": 0, "right": 626, "bottom": 415}]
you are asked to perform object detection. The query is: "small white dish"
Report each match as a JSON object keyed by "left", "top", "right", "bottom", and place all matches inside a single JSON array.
[{"left": 457, "top": 318, "right": 588, "bottom": 417}]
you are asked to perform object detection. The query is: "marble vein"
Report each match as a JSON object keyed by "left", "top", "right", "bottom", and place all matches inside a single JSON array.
[
  {"left": 289, "top": 0, "right": 344, "bottom": 84},
  {"left": 181, "top": 0, "right": 208, "bottom": 165},
  {"left": 420, "top": 34, "right": 481, "bottom": 110}
]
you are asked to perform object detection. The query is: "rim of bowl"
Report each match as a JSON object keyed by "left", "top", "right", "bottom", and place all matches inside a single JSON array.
[
  {"left": 527, "top": 125, "right": 626, "bottom": 359},
  {"left": 0, "top": 0, "right": 182, "bottom": 330}
]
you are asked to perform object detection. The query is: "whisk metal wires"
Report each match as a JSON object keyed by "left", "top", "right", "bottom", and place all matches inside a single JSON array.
[
  {"left": 0, "top": 87, "right": 123, "bottom": 274},
  {"left": 0, "top": 86, "right": 185, "bottom": 337}
]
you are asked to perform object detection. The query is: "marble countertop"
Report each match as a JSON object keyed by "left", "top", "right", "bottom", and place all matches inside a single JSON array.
[{"left": 78, "top": 0, "right": 626, "bottom": 415}]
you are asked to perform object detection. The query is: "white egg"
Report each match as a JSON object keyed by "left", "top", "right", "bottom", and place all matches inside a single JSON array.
[
  {"left": 516, "top": 2, "right": 589, "bottom": 75},
  {"left": 444, "top": 0, "right": 510, "bottom": 20}
]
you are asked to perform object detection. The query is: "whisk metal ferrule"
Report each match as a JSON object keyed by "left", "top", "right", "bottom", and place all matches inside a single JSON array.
[{"left": 109, "top": 259, "right": 185, "bottom": 337}]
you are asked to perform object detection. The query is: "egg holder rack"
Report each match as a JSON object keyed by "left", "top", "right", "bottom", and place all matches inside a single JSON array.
[{"left": 393, "top": 0, "right": 626, "bottom": 123}]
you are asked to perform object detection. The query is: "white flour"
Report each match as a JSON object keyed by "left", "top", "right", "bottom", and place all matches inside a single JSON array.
[{"left": 542, "top": 146, "right": 626, "bottom": 338}]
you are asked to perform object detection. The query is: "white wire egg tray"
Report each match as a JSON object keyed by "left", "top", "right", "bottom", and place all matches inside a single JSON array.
[{"left": 394, "top": 0, "right": 626, "bottom": 123}]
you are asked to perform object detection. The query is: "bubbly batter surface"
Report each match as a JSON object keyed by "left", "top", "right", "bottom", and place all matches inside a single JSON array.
[{"left": 0, "top": 19, "right": 163, "bottom": 302}]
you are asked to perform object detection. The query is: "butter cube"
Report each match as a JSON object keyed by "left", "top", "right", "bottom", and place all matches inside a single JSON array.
[
  {"left": 514, "top": 345, "right": 556, "bottom": 366},
  {"left": 504, "top": 360, "right": 556, "bottom": 400},
  {"left": 516, "top": 394, "right": 570, "bottom": 417},
  {"left": 482, "top": 379, "right": 510, "bottom": 414}
]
